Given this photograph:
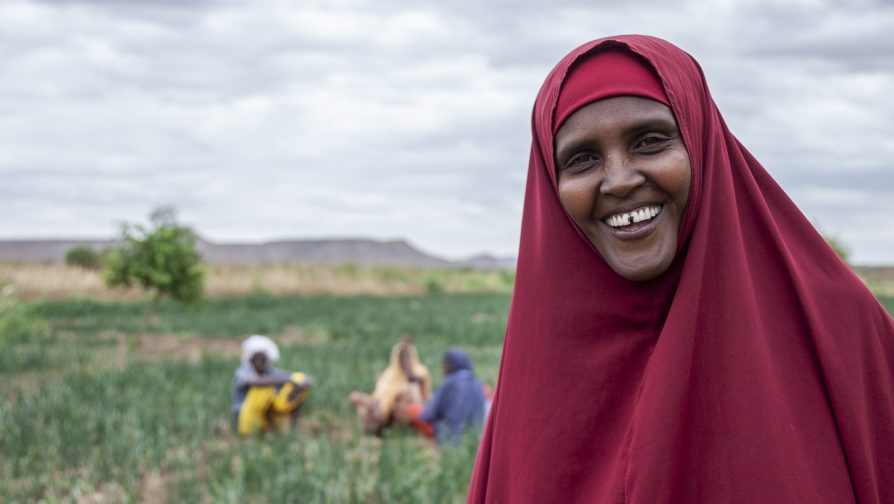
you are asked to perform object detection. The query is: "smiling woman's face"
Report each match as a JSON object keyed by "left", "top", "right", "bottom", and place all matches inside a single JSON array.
[{"left": 555, "top": 96, "right": 691, "bottom": 281}]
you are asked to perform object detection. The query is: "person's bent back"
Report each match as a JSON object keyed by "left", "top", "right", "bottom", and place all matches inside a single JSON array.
[{"left": 419, "top": 349, "right": 486, "bottom": 445}]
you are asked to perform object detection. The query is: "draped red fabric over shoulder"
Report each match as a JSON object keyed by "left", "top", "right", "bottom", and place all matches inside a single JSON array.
[{"left": 467, "top": 35, "right": 894, "bottom": 503}]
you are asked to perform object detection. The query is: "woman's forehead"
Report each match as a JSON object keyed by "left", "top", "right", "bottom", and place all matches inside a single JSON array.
[{"left": 555, "top": 97, "right": 677, "bottom": 150}]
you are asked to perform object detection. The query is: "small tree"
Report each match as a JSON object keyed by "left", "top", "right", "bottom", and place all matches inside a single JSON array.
[
  {"left": 65, "top": 245, "right": 102, "bottom": 270},
  {"left": 105, "top": 207, "right": 205, "bottom": 304}
]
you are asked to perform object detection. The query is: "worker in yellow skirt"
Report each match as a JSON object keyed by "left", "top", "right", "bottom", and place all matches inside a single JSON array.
[
  {"left": 349, "top": 335, "right": 431, "bottom": 435},
  {"left": 231, "top": 335, "right": 313, "bottom": 436}
]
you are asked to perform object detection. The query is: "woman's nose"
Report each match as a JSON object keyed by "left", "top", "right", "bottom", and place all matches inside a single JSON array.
[{"left": 599, "top": 154, "right": 644, "bottom": 197}]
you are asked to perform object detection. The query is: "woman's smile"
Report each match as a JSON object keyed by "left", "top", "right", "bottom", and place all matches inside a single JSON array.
[
  {"left": 604, "top": 203, "right": 662, "bottom": 229},
  {"left": 602, "top": 203, "right": 663, "bottom": 236}
]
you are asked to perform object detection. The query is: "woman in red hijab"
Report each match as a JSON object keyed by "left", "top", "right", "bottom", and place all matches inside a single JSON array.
[{"left": 468, "top": 35, "right": 894, "bottom": 503}]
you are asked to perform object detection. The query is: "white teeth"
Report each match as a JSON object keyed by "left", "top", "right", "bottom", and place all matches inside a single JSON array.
[{"left": 604, "top": 205, "right": 663, "bottom": 228}]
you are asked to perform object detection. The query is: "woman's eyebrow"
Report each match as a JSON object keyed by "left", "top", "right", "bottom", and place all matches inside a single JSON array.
[{"left": 625, "top": 115, "right": 679, "bottom": 136}]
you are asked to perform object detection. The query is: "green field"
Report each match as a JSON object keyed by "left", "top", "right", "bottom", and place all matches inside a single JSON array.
[{"left": 0, "top": 292, "right": 510, "bottom": 502}]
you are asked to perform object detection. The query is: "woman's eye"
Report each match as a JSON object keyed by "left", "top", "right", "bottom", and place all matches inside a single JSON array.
[
  {"left": 635, "top": 135, "right": 671, "bottom": 152},
  {"left": 565, "top": 153, "right": 598, "bottom": 170}
]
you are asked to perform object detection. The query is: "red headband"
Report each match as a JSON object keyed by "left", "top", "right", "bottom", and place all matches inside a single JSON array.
[{"left": 554, "top": 48, "right": 669, "bottom": 133}]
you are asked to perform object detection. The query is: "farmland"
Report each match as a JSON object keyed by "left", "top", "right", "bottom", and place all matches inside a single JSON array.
[{"left": 0, "top": 282, "right": 511, "bottom": 502}]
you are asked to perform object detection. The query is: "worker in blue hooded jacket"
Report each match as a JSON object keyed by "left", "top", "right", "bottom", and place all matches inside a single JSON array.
[{"left": 416, "top": 349, "right": 486, "bottom": 445}]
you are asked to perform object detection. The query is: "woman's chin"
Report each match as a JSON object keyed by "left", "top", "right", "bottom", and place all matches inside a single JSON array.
[{"left": 598, "top": 240, "right": 677, "bottom": 282}]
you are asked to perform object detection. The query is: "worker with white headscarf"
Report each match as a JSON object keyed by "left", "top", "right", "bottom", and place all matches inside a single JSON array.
[{"left": 231, "top": 334, "right": 313, "bottom": 436}]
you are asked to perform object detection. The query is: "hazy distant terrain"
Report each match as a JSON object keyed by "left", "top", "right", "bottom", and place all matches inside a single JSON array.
[{"left": 0, "top": 238, "right": 516, "bottom": 269}]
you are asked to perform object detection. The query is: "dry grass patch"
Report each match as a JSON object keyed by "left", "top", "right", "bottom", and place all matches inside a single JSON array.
[
  {"left": 0, "top": 263, "right": 144, "bottom": 301},
  {"left": 0, "top": 262, "right": 514, "bottom": 301}
]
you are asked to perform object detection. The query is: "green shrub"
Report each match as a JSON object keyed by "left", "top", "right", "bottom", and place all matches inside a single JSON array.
[
  {"left": 65, "top": 246, "right": 103, "bottom": 270},
  {"left": 425, "top": 277, "right": 445, "bottom": 294},
  {"left": 105, "top": 207, "right": 205, "bottom": 305}
]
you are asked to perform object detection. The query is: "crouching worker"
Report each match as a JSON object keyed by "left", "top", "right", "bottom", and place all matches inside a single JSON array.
[
  {"left": 349, "top": 336, "right": 431, "bottom": 435},
  {"left": 231, "top": 334, "right": 313, "bottom": 436},
  {"left": 398, "top": 349, "right": 486, "bottom": 446}
]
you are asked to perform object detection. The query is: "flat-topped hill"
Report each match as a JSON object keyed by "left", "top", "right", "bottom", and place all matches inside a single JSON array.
[{"left": 0, "top": 238, "right": 515, "bottom": 269}]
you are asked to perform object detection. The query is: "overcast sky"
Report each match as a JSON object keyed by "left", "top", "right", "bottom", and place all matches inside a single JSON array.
[{"left": 1, "top": 0, "right": 892, "bottom": 263}]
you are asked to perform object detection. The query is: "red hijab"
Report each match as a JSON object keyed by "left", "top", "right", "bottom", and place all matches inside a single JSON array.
[{"left": 468, "top": 35, "right": 894, "bottom": 503}]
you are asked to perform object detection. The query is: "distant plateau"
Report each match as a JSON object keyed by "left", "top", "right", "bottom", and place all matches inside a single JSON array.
[{"left": 0, "top": 238, "right": 517, "bottom": 270}]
